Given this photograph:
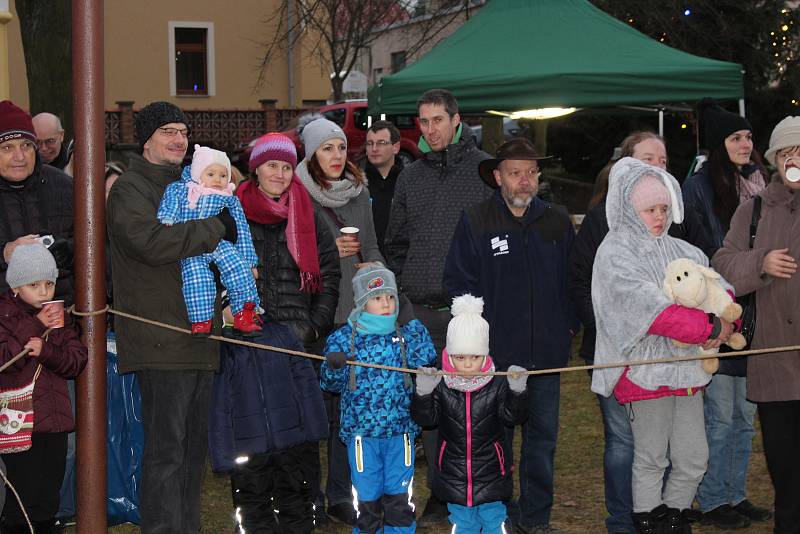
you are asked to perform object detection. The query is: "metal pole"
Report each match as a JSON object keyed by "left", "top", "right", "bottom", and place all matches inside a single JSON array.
[
  {"left": 739, "top": 98, "right": 746, "bottom": 117},
  {"left": 658, "top": 109, "right": 664, "bottom": 137},
  {"left": 72, "top": 0, "right": 107, "bottom": 532}
]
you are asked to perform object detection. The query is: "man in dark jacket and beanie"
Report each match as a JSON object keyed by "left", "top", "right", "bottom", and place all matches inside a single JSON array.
[
  {"left": 0, "top": 100, "right": 74, "bottom": 305},
  {"left": 385, "top": 88, "right": 492, "bottom": 524},
  {"left": 107, "top": 101, "right": 239, "bottom": 534},
  {"left": 444, "top": 139, "right": 578, "bottom": 534},
  {"left": 365, "top": 120, "right": 403, "bottom": 257}
]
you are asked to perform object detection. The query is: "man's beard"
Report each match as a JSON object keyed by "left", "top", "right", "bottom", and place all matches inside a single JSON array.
[{"left": 501, "top": 184, "right": 535, "bottom": 209}]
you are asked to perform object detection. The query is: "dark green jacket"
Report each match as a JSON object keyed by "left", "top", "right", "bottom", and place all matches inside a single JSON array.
[{"left": 107, "top": 154, "right": 226, "bottom": 373}]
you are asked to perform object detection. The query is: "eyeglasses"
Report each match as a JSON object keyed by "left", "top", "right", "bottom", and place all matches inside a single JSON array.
[
  {"left": 35, "top": 137, "right": 60, "bottom": 148},
  {"left": 506, "top": 169, "right": 541, "bottom": 182},
  {"left": 157, "top": 127, "right": 191, "bottom": 138},
  {"left": 365, "top": 140, "right": 394, "bottom": 148}
]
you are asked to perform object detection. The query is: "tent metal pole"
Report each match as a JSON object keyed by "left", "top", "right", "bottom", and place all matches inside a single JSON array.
[
  {"left": 739, "top": 98, "right": 746, "bottom": 117},
  {"left": 658, "top": 109, "right": 664, "bottom": 137},
  {"left": 72, "top": 0, "right": 108, "bottom": 531}
]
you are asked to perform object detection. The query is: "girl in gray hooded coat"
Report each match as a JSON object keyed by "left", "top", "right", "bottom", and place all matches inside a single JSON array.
[{"left": 590, "top": 157, "right": 736, "bottom": 534}]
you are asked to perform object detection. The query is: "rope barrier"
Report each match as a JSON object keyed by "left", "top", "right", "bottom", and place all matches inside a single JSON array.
[
  {"left": 0, "top": 326, "right": 55, "bottom": 374},
  {"left": 70, "top": 305, "right": 800, "bottom": 378}
]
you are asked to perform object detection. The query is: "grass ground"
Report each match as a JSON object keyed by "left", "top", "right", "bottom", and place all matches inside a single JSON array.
[{"left": 93, "top": 339, "right": 775, "bottom": 533}]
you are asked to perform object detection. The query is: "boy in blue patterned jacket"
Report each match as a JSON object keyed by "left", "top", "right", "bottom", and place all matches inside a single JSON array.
[
  {"left": 157, "top": 144, "right": 261, "bottom": 337},
  {"left": 321, "top": 264, "right": 436, "bottom": 534}
]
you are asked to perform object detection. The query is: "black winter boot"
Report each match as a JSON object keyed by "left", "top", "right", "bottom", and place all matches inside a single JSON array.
[
  {"left": 633, "top": 504, "right": 668, "bottom": 534},
  {"left": 659, "top": 507, "right": 691, "bottom": 534}
]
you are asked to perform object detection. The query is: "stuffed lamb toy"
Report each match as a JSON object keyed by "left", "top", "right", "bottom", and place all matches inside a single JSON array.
[{"left": 663, "top": 258, "right": 747, "bottom": 374}]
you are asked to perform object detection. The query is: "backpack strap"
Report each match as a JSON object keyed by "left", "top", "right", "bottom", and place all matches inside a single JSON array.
[{"left": 748, "top": 195, "right": 762, "bottom": 249}]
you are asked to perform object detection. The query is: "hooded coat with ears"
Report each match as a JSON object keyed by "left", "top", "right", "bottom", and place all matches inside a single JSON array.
[{"left": 590, "top": 158, "right": 718, "bottom": 397}]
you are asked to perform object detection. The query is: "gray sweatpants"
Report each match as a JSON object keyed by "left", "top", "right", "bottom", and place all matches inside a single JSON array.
[{"left": 628, "top": 393, "right": 708, "bottom": 512}]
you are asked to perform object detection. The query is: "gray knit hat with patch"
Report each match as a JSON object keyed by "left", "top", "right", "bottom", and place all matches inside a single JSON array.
[
  {"left": 5, "top": 244, "right": 58, "bottom": 288},
  {"left": 349, "top": 264, "right": 398, "bottom": 320}
]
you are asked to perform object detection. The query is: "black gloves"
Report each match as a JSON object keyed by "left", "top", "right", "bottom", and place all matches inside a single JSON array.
[
  {"left": 48, "top": 239, "right": 73, "bottom": 270},
  {"left": 326, "top": 351, "right": 348, "bottom": 370},
  {"left": 216, "top": 208, "right": 238, "bottom": 243}
]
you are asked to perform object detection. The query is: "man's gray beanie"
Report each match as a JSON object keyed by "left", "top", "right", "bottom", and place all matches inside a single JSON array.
[
  {"left": 5, "top": 244, "right": 58, "bottom": 289},
  {"left": 301, "top": 118, "right": 347, "bottom": 161}
]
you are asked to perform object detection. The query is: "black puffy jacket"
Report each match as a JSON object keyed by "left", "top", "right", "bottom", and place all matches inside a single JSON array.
[
  {"left": 411, "top": 377, "right": 528, "bottom": 506},
  {"left": 0, "top": 159, "right": 74, "bottom": 303},
  {"left": 248, "top": 208, "right": 340, "bottom": 350}
]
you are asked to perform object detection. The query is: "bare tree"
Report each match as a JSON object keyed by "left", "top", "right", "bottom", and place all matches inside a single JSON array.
[{"left": 256, "top": 0, "right": 473, "bottom": 101}]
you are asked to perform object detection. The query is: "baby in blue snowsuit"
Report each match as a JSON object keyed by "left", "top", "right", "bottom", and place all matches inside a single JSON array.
[
  {"left": 157, "top": 144, "right": 261, "bottom": 337},
  {"left": 321, "top": 265, "right": 436, "bottom": 534}
]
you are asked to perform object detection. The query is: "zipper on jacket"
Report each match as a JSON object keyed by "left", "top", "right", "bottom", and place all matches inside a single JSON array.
[
  {"left": 494, "top": 441, "right": 506, "bottom": 476},
  {"left": 466, "top": 390, "right": 473, "bottom": 507},
  {"left": 252, "top": 352, "right": 273, "bottom": 450},
  {"left": 522, "top": 232, "right": 535, "bottom": 361},
  {"left": 438, "top": 440, "right": 447, "bottom": 470}
]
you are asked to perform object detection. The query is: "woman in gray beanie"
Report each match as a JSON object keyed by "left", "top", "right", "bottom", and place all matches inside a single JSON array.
[
  {"left": 294, "top": 117, "right": 385, "bottom": 525},
  {"left": 713, "top": 116, "right": 800, "bottom": 534},
  {"left": 295, "top": 117, "right": 384, "bottom": 325},
  {"left": 0, "top": 244, "right": 87, "bottom": 531}
]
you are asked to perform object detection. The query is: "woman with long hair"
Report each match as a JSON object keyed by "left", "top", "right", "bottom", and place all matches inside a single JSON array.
[
  {"left": 682, "top": 99, "right": 771, "bottom": 530},
  {"left": 712, "top": 116, "right": 800, "bottom": 534}
]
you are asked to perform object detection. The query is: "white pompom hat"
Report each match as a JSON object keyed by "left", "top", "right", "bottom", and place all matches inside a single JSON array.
[{"left": 445, "top": 294, "right": 490, "bottom": 356}]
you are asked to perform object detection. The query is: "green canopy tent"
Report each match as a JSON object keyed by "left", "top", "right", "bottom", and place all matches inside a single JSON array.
[{"left": 368, "top": 0, "right": 744, "bottom": 115}]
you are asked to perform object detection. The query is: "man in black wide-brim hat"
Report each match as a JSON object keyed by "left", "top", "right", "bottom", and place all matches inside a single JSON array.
[{"left": 444, "top": 137, "right": 579, "bottom": 534}]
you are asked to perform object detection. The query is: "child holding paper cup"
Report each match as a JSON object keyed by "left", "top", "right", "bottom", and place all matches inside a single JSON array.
[{"left": 0, "top": 243, "right": 87, "bottom": 530}]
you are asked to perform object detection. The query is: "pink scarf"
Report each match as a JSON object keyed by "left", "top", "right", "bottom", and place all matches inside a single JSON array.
[
  {"left": 237, "top": 178, "right": 322, "bottom": 293},
  {"left": 186, "top": 182, "right": 235, "bottom": 209}
]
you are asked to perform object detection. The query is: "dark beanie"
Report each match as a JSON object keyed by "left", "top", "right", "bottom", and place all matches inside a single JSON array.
[
  {"left": 0, "top": 100, "right": 36, "bottom": 144},
  {"left": 135, "top": 101, "right": 188, "bottom": 150},
  {"left": 697, "top": 97, "right": 752, "bottom": 152}
]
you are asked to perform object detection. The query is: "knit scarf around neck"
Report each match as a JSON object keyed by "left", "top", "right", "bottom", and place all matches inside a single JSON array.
[
  {"left": 295, "top": 161, "right": 363, "bottom": 208},
  {"left": 237, "top": 178, "right": 322, "bottom": 293},
  {"left": 442, "top": 349, "right": 495, "bottom": 392}
]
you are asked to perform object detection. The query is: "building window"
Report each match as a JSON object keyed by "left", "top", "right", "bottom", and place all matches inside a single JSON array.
[
  {"left": 390, "top": 51, "right": 406, "bottom": 73},
  {"left": 168, "top": 22, "right": 216, "bottom": 97}
]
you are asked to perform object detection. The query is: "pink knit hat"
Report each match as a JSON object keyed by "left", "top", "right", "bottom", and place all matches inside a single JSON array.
[
  {"left": 190, "top": 144, "right": 231, "bottom": 184},
  {"left": 249, "top": 133, "right": 298, "bottom": 172},
  {"left": 630, "top": 174, "right": 670, "bottom": 212}
]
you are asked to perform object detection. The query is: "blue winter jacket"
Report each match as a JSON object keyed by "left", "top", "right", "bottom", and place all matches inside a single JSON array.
[
  {"left": 443, "top": 191, "right": 578, "bottom": 371},
  {"left": 157, "top": 166, "right": 257, "bottom": 267},
  {"left": 320, "top": 319, "right": 436, "bottom": 441},
  {"left": 208, "top": 323, "right": 329, "bottom": 473}
]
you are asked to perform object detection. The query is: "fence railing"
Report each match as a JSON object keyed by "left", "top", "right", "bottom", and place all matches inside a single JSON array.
[{"left": 105, "top": 100, "right": 309, "bottom": 153}]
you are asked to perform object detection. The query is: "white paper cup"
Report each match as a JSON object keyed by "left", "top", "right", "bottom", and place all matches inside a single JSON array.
[{"left": 340, "top": 227, "right": 360, "bottom": 241}]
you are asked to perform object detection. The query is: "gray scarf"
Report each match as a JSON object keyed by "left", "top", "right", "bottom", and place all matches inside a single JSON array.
[{"left": 296, "top": 160, "right": 364, "bottom": 208}]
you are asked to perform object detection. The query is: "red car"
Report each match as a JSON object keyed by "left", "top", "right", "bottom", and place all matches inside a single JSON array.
[{"left": 232, "top": 100, "right": 421, "bottom": 172}]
